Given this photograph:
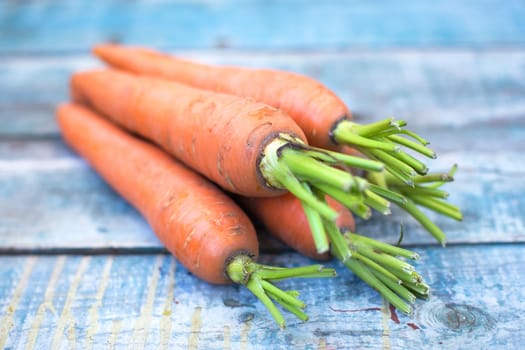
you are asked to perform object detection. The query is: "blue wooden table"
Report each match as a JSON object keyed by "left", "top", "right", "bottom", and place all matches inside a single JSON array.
[{"left": 1, "top": 1, "right": 525, "bottom": 348}]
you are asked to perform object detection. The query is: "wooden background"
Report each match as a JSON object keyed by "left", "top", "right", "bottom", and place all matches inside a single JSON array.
[{"left": 1, "top": 1, "right": 524, "bottom": 348}]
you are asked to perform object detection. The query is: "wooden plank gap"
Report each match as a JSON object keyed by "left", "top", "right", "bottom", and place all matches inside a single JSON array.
[{"left": 2, "top": 242, "right": 524, "bottom": 257}]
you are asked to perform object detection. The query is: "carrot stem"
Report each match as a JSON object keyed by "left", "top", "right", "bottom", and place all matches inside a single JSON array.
[
  {"left": 409, "top": 195, "right": 463, "bottom": 221},
  {"left": 258, "top": 264, "right": 336, "bottom": 281},
  {"left": 258, "top": 133, "right": 388, "bottom": 255},
  {"left": 397, "top": 186, "right": 449, "bottom": 199},
  {"left": 402, "top": 280, "right": 431, "bottom": 297},
  {"left": 260, "top": 134, "right": 367, "bottom": 193},
  {"left": 372, "top": 271, "right": 418, "bottom": 304},
  {"left": 426, "top": 164, "right": 458, "bottom": 188},
  {"left": 313, "top": 183, "right": 371, "bottom": 219},
  {"left": 367, "top": 170, "right": 388, "bottom": 188},
  {"left": 410, "top": 173, "right": 454, "bottom": 184},
  {"left": 343, "top": 259, "right": 413, "bottom": 315},
  {"left": 266, "top": 290, "right": 309, "bottom": 321},
  {"left": 273, "top": 172, "right": 338, "bottom": 221},
  {"left": 396, "top": 199, "right": 447, "bottom": 246},
  {"left": 350, "top": 251, "right": 402, "bottom": 284},
  {"left": 363, "top": 189, "right": 391, "bottom": 215},
  {"left": 369, "top": 169, "right": 462, "bottom": 245},
  {"left": 360, "top": 149, "right": 414, "bottom": 185},
  {"left": 282, "top": 151, "right": 356, "bottom": 191},
  {"left": 387, "top": 134, "right": 435, "bottom": 158},
  {"left": 335, "top": 230, "right": 430, "bottom": 314},
  {"left": 305, "top": 186, "right": 354, "bottom": 261},
  {"left": 385, "top": 149, "right": 429, "bottom": 175},
  {"left": 260, "top": 280, "right": 305, "bottom": 309},
  {"left": 226, "top": 255, "right": 336, "bottom": 328},
  {"left": 346, "top": 233, "right": 419, "bottom": 260},
  {"left": 306, "top": 148, "right": 385, "bottom": 172},
  {"left": 335, "top": 132, "right": 399, "bottom": 152},
  {"left": 246, "top": 279, "right": 285, "bottom": 327},
  {"left": 300, "top": 199, "right": 330, "bottom": 254},
  {"left": 351, "top": 118, "right": 403, "bottom": 137},
  {"left": 333, "top": 118, "right": 437, "bottom": 183},
  {"left": 369, "top": 149, "right": 417, "bottom": 177},
  {"left": 367, "top": 184, "right": 407, "bottom": 205},
  {"left": 325, "top": 219, "right": 353, "bottom": 262},
  {"left": 357, "top": 247, "right": 416, "bottom": 275}
]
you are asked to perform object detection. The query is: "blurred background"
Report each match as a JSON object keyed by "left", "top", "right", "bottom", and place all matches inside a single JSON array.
[{"left": 2, "top": 0, "right": 524, "bottom": 136}]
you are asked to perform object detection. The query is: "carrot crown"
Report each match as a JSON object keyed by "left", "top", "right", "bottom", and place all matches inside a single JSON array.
[
  {"left": 225, "top": 254, "right": 336, "bottom": 328},
  {"left": 258, "top": 133, "right": 398, "bottom": 257}
]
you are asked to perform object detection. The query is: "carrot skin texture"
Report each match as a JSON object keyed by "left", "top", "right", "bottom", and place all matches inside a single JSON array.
[
  {"left": 57, "top": 103, "right": 258, "bottom": 284},
  {"left": 94, "top": 44, "right": 349, "bottom": 149},
  {"left": 241, "top": 194, "right": 355, "bottom": 260},
  {"left": 70, "top": 69, "right": 307, "bottom": 197}
]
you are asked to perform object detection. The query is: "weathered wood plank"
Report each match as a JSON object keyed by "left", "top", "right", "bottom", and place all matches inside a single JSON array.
[
  {"left": 0, "top": 149, "right": 161, "bottom": 251},
  {"left": 1, "top": 50, "right": 524, "bottom": 136},
  {"left": 1, "top": 0, "right": 525, "bottom": 54},
  {"left": 1, "top": 122, "right": 524, "bottom": 250},
  {"left": 1, "top": 245, "right": 524, "bottom": 348},
  {"left": 1, "top": 51, "right": 524, "bottom": 249}
]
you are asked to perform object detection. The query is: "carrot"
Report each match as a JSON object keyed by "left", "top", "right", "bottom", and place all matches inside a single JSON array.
[
  {"left": 241, "top": 195, "right": 355, "bottom": 261},
  {"left": 241, "top": 193, "right": 430, "bottom": 315},
  {"left": 70, "top": 69, "right": 387, "bottom": 256},
  {"left": 93, "top": 44, "right": 463, "bottom": 245},
  {"left": 93, "top": 44, "right": 437, "bottom": 184},
  {"left": 57, "top": 103, "right": 336, "bottom": 327}
]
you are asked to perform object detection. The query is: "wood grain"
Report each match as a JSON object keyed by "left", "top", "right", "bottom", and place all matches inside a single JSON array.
[
  {"left": 0, "top": 143, "right": 161, "bottom": 251},
  {"left": 1, "top": 246, "right": 524, "bottom": 349}
]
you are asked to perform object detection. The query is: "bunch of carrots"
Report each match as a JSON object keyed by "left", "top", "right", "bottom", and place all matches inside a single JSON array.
[{"left": 57, "top": 44, "right": 462, "bottom": 328}]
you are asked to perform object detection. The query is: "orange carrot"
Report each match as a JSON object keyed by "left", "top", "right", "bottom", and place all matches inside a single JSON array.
[
  {"left": 241, "top": 194, "right": 430, "bottom": 315},
  {"left": 71, "top": 69, "right": 386, "bottom": 256},
  {"left": 57, "top": 103, "right": 336, "bottom": 327},
  {"left": 241, "top": 194, "right": 355, "bottom": 260},
  {"left": 70, "top": 70, "right": 303, "bottom": 198},
  {"left": 92, "top": 44, "right": 461, "bottom": 245},
  {"left": 94, "top": 43, "right": 347, "bottom": 149},
  {"left": 93, "top": 44, "right": 436, "bottom": 181}
]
